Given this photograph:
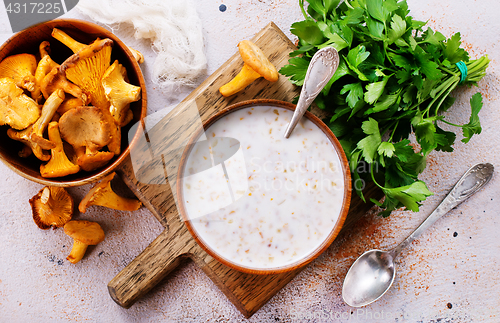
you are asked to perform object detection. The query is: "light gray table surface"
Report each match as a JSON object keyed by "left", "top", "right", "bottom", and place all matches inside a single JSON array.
[{"left": 0, "top": 0, "right": 499, "bottom": 322}]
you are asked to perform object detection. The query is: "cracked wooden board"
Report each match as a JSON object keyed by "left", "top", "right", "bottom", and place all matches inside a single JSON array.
[{"left": 109, "top": 22, "right": 383, "bottom": 318}]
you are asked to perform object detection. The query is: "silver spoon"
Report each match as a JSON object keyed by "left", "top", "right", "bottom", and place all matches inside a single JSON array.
[
  {"left": 342, "top": 163, "right": 494, "bottom": 307},
  {"left": 284, "top": 46, "right": 339, "bottom": 138}
]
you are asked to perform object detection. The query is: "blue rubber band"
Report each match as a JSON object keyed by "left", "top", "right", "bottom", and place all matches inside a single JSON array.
[{"left": 456, "top": 61, "right": 468, "bottom": 84}]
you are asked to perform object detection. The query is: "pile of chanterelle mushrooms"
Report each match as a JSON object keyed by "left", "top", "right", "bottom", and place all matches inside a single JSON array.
[
  {"left": 30, "top": 172, "right": 142, "bottom": 264},
  {"left": 0, "top": 28, "right": 143, "bottom": 177}
]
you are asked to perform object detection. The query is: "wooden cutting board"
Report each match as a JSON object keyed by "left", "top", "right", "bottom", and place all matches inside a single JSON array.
[{"left": 108, "top": 22, "right": 382, "bottom": 318}]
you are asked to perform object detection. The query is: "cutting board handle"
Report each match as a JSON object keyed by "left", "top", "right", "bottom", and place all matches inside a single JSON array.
[{"left": 107, "top": 219, "right": 193, "bottom": 308}]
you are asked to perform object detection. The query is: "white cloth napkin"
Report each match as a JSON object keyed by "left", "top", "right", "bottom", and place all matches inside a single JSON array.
[{"left": 77, "top": 0, "right": 207, "bottom": 89}]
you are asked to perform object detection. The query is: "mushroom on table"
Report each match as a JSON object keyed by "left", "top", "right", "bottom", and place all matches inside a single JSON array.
[
  {"left": 79, "top": 172, "right": 142, "bottom": 213},
  {"left": 219, "top": 39, "right": 279, "bottom": 97},
  {"left": 29, "top": 186, "right": 74, "bottom": 229},
  {"left": 64, "top": 220, "right": 105, "bottom": 264}
]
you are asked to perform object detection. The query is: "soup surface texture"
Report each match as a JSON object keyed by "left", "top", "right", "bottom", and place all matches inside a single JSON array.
[{"left": 181, "top": 106, "right": 345, "bottom": 269}]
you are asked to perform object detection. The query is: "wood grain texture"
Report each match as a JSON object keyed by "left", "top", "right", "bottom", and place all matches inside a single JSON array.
[{"left": 109, "top": 22, "right": 383, "bottom": 317}]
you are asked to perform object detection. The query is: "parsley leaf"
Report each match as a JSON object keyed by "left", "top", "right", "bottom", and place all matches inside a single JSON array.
[
  {"left": 357, "top": 118, "right": 382, "bottom": 163},
  {"left": 393, "top": 139, "right": 414, "bottom": 162},
  {"left": 366, "top": 0, "right": 387, "bottom": 22},
  {"left": 366, "top": 16, "right": 385, "bottom": 40},
  {"left": 291, "top": 20, "right": 324, "bottom": 45},
  {"left": 461, "top": 92, "right": 483, "bottom": 143},
  {"left": 368, "top": 92, "right": 400, "bottom": 114},
  {"left": 378, "top": 142, "right": 395, "bottom": 157},
  {"left": 383, "top": 181, "right": 433, "bottom": 212},
  {"left": 388, "top": 14, "right": 406, "bottom": 44},
  {"left": 422, "top": 28, "right": 446, "bottom": 46},
  {"left": 364, "top": 76, "right": 390, "bottom": 104},
  {"left": 279, "top": 57, "right": 310, "bottom": 86},
  {"left": 345, "top": 45, "right": 371, "bottom": 81},
  {"left": 340, "top": 83, "right": 364, "bottom": 108},
  {"left": 444, "top": 32, "right": 469, "bottom": 64},
  {"left": 435, "top": 126, "right": 456, "bottom": 152},
  {"left": 343, "top": 7, "right": 364, "bottom": 25}
]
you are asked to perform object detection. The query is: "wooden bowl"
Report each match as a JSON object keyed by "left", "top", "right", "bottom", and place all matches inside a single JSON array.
[
  {"left": 177, "top": 99, "right": 351, "bottom": 275},
  {"left": 0, "top": 19, "right": 147, "bottom": 187}
]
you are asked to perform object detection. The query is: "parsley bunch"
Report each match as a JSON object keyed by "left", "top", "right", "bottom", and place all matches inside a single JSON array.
[{"left": 280, "top": 0, "right": 489, "bottom": 216}]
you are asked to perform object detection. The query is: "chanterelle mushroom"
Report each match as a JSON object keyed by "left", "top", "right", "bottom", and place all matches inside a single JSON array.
[
  {"left": 219, "top": 40, "right": 278, "bottom": 97},
  {"left": 33, "top": 42, "right": 60, "bottom": 103},
  {"left": 128, "top": 46, "right": 144, "bottom": 64},
  {"left": 59, "top": 106, "right": 112, "bottom": 152},
  {"left": 102, "top": 60, "right": 141, "bottom": 125},
  {"left": 0, "top": 53, "right": 37, "bottom": 94},
  {"left": 60, "top": 37, "right": 113, "bottom": 111},
  {"left": 29, "top": 186, "right": 73, "bottom": 229},
  {"left": 39, "top": 41, "right": 51, "bottom": 58},
  {"left": 40, "top": 122, "right": 80, "bottom": 178},
  {"left": 64, "top": 220, "right": 105, "bottom": 264},
  {"left": 0, "top": 78, "right": 40, "bottom": 130},
  {"left": 120, "top": 109, "right": 134, "bottom": 127},
  {"left": 40, "top": 66, "right": 88, "bottom": 104},
  {"left": 59, "top": 36, "right": 122, "bottom": 155},
  {"left": 75, "top": 146, "right": 115, "bottom": 172},
  {"left": 53, "top": 28, "right": 144, "bottom": 65},
  {"left": 57, "top": 96, "right": 85, "bottom": 115},
  {"left": 79, "top": 172, "right": 142, "bottom": 213},
  {"left": 7, "top": 89, "right": 65, "bottom": 161},
  {"left": 51, "top": 28, "right": 86, "bottom": 53}
]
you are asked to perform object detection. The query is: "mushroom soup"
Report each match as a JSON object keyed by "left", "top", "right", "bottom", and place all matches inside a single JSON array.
[{"left": 180, "top": 106, "right": 345, "bottom": 269}]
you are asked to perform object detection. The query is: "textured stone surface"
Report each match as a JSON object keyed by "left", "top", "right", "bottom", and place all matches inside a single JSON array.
[{"left": 0, "top": 0, "right": 499, "bottom": 322}]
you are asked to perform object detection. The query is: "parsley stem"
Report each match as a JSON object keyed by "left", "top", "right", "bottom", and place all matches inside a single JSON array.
[
  {"left": 381, "top": 121, "right": 397, "bottom": 139},
  {"left": 466, "top": 57, "right": 487, "bottom": 73},
  {"left": 424, "top": 76, "right": 458, "bottom": 117},
  {"left": 370, "top": 163, "right": 384, "bottom": 189},
  {"left": 439, "top": 66, "right": 457, "bottom": 76},
  {"left": 383, "top": 23, "right": 393, "bottom": 66},
  {"left": 299, "top": 0, "right": 308, "bottom": 19},
  {"left": 434, "top": 80, "right": 458, "bottom": 116},
  {"left": 441, "top": 120, "right": 462, "bottom": 127},
  {"left": 389, "top": 120, "right": 399, "bottom": 142}
]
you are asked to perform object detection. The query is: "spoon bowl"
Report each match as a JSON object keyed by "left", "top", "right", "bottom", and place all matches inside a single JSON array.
[{"left": 342, "top": 250, "right": 395, "bottom": 307}]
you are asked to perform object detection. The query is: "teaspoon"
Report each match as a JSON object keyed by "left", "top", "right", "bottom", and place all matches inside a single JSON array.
[{"left": 342, "top": 163, "right": 494, "bottom": 307}]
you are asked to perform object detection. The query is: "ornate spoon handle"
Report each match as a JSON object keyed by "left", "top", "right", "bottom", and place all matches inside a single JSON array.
[
  {"left": 390, "top": 163, "right": 494, "bottom": 258},
  {"left": 284, "top": 47, "right": 339, "bottom": 138}
]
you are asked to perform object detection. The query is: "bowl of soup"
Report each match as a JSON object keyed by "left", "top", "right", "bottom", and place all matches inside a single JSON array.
[{"left": 176, "top": 99, "right": 351, "bottom": 274}]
